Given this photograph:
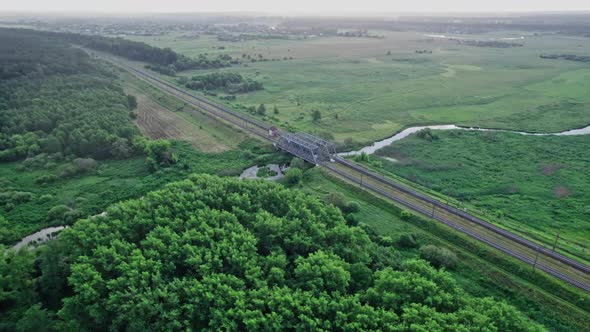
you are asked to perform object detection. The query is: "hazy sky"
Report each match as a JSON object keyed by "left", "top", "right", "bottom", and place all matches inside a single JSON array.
[{"left": 1, "top": 0, "right": 590, "bottom": 14}]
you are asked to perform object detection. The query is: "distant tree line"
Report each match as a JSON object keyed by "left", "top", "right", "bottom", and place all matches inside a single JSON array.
[
  {"left": 453, "top": 39, "right": 523, "bottom": 48},
  {"left": 179, "top": 72, "right": 263, "bottom": 94},
  {"left": 217, "top": 33, "right": 291, "bottom": 42},
  {"left": 337, "top": 30, "right": 385, "bottom": 39},
  {"left": 4, "top": 28, "right": 239, "bottom": 74},
  {"left": 540, "top": 54, "right": 590, "bottom": 63}
]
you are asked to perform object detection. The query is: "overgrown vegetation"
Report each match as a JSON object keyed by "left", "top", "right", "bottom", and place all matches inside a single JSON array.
[
  {"left": 373, "top": 130, "right": 590, "bottom": 262},
  {"left": 180, "top": 72, "right": 263, "bottom": 93},
  {"left": 0, "top": 175, "right": 542, "bottom": 331}
]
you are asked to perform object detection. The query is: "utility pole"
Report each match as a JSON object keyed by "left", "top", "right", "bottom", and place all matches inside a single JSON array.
[
  {"left": 431, "top": 203, "right": 436, "bottom": 217},
  {"left": 533, "top": 246, "right": 541, "bottom": 271},
  {"left": 552, "top": 233, "right": 560, "bottom": 252}
]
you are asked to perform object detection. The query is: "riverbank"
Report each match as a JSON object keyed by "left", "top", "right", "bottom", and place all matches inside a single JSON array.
[{"left": 340, "top": 123, "right": 590, "bottom": 156}]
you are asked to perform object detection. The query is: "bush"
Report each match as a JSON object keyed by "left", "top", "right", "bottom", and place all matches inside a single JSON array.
[
  {"left": 400, "top": 210, "right": 412, "bottom": 220},
  {"left": 290, "top": 157, "right": 306, "bottom": 170},
  {"left": 398, "top": 234, "right": 418, "bottom": 248},
  {"left": 346, "top": 201, "right": 361, "bottom": 213},
  {"left": 379, "top": 236, "right": 395, "bottom": 247},
  {"left": 284, "top": 168, "right": 303, "bottom": 185},
  {"left": 354, "top": 152, "right": 370, "bottom": 163},
  {"left": 323, "top": 192, "right": 348, "bottom": 211},
  {"left": 39, "top": 194, "right": 53, "bottom": 202},
  {"left": 0, "top": 191, "right": 33, "bottom": 205},
  {"left": 345, "top": 213, "right": 359, "bottom": 226},
  {"left": 416, "top": 128, "right": 439, "bottom": 142},
  {"left": 47, "top": 205, "right": 70, "bottom": 221},
  {"left": 420, "top": 245, "right": 459, "bottom": 269},
  {"left": 35, "top": 174, "right": 58, "bottom": 184},
  {"left": 60, "top": 158, "right": 98, "bottom": 178}
]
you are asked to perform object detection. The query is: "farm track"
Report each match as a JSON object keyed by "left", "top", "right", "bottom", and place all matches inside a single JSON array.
[{"left": 104, "top": 56, "right": 590, "bottom": 293}]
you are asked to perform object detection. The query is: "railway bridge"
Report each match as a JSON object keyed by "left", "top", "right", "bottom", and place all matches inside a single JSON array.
[{"left": 276, "top": 132, "right": 336, "bottom": 164}]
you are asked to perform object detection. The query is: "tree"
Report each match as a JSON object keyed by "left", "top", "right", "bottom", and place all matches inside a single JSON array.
[
  {"left": 312, "top": 110, "right": 322, "bottom": 121},
  {"left": 126, "top": 95, "right": 138, "bottom": 110},
  {"left": 257, "top": 103, "right": 267, "bottom": 116},
  {"left": 420, "top": 245, "right": 459, "bottom": 269},
  {"left": 16, "top": 304, "right": 57, "bottom": 332},
  {"left": 273, "top": 106, "right": 279, "bottom": 114}
]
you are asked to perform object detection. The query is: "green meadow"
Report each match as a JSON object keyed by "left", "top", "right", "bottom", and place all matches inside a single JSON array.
[
  {"left": 368, "top": 130, "right": 590, "bottom": 263},
  {"left": 128, "top": 31, "right": 590, "bottom": 145}
]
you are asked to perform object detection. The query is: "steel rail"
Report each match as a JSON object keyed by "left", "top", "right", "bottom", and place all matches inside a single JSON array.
[{"left": 333, "top": 156, "right": 590, "bottom": 274}]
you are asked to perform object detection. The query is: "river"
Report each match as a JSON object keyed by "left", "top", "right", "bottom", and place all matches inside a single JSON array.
[
  {"left": 11, "top": 226, "right": 66, "bottom": 251},
  {"left": 339, "top": 124, "right": 590, "bottom": 156}
]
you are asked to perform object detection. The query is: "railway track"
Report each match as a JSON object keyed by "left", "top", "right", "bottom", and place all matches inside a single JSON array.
[{"left": 105, "top": 56, "right": 590, "bottom": 292}]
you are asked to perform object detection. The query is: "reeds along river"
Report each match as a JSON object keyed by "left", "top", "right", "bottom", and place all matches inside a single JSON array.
[{"left": 339, "top": 124, "right": 590, "bottom": 157}]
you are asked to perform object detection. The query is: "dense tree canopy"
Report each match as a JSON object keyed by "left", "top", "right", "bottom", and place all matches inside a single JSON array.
[
  {"left": 35, "top": 175, "right": 542, "bottom": 331},
  {"left": 0, "top": 28, "right": 139, "bottom": 161},
  {"left": 51, "top": 30, "right": 237, "bottom": 71},
  {"left": 181, "top": 72, "right": 263, "bottom": 93}
]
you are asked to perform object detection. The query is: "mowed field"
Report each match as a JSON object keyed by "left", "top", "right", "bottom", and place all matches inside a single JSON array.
[
  {"left": 127, "top": 31, "right": 590, "bottom": 145},
  {"left": 121, "top": 72, "right": 249, "bottom": 151}
]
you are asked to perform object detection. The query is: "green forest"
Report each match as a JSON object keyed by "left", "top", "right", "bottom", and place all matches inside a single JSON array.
[
  {"left": 0, "top": 28, "right": 275, "bottom": 244},
  {"left": 0, "top": 24, "right": 588, "bottom": 331},
  {"left": 0, "top": 28, "right": 138, "bottom": 161},
  {"left": 0, "top": 175, "right": 542, "bottom": 331}
]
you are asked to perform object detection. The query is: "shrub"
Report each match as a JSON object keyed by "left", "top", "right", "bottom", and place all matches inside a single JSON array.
[
  {"left": 400, "top": 210, "right": 412, "bottom": 220},
  {"left": 35, "top": 174, "right": 58, "bottom": 184},
  {"left": 39, "top": 194, "right": 53, "bottom": 202},
  {"left": 290, "top": 157, "right": 306, "bottom": 170},
  {"left": 346, "top": 201, "right": 361, "bottom": 213},
  {"left": 47, "top": 205, "right": 70, "bottom": 221},
  {"left": 4, "top": 202, "right": 15, "bottom": 211},
  {"left": 345, "top": 213, "right": 359, "bottom": 226},
  {"left": 323, "top": 192, "right": 348, "bottom": 211},
  {"left": 60, "top": 158, "right": 98, "bottom": 178},
  {"left": 398, "top": 234, "right": 418, "bottom": 248},
  {"left": 312, "top": 110, "right": 322, "bottom": 121},
  {"left": 354, "top": 152, "right": 370, "bottom": 163},
  {"left": 284, "top": 168, "right": 303, "bottom": 185},
  {"left": 420, "top": 245, "right": 459, "bottom": 269},
  {"left": 416, "top": 128, "right": 439, "bottom": 141}
]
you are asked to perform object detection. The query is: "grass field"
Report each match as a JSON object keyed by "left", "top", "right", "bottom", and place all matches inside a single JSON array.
[
  {"left": 127, "top": 31, "right": 590, "bottom": 145},
  {"left": 366, "top": 130, "right": 590, "bottom": 262}
]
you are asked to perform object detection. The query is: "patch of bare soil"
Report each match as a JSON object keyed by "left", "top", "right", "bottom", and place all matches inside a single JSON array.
[
  {"left": 553, "top": 186, "right": 571, "bottom": 198},
  {"left": 541, "top": 163, "right": 563, "bottom": 176},
  {"left": 125, "top": 84, "right": 231, "bottom": 152}
]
